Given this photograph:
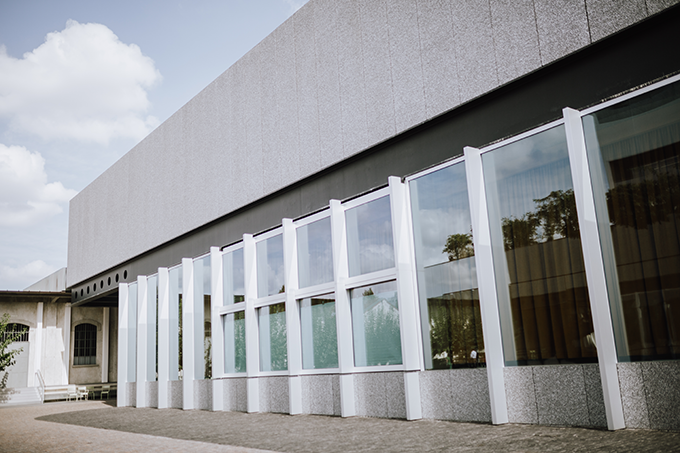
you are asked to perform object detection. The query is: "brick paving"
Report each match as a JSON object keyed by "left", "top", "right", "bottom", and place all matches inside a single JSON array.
[{"left": 1, "top": 400, "right": 680, "bottom": 452}]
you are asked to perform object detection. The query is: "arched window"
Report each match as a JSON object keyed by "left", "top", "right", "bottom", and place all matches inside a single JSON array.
[
  {"left": 2, "top": 323, "right": 29, "bottom": 342},
  {"left": 74, "top": 323, "right": 97, "bottom": 365}
]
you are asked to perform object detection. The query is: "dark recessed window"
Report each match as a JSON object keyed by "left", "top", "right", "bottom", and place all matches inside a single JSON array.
[
  {"left": 2, "top": 323, "right": 29, "bottom": 342},
  {"left": 93, "top": 283, "right": 96, "bottom": 291},
  {"left": 74, "top": 323, "right": 97, "bottom": 365},
  {"left": 87, "top": 286, "right": 90, "bottom": 294},
  {"left": 115, "top": 274, "right": 119, "bottom": 283},
  {"left": 100, "top": 280, "right": 104, "bottom": 288},
  {"left": 124, "top": 270, "right": 128, "bottom": 279},
  {"left": 108, "top": 277, "right": 111, "bottom": 286},
  {"left": 80, "top": 289, "right": 83, "bottom": 297}
]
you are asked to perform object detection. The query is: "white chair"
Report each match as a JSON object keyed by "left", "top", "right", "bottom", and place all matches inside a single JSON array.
[
  {"left": 66, "top": 385, "right": 78, "bottom": 401},
  {"left": 77, "top": 386, "right": 88, "bottom": 400}
]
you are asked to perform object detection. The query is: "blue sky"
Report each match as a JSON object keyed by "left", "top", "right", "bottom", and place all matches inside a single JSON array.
[{"left": 0, "top": 0, "right": 307, "bottom": 289}]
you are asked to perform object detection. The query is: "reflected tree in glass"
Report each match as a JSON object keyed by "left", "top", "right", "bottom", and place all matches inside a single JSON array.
[
  {"left": 483, "top": 125, "right": 597, "bottom": 366},
  {"left": 300, "top": 294, "right": 338, "bottom": 369},
  {"left": 224, "top": 311, "right": 246, "bottom": 373},
  {"left": 409, "top": 163, "right": 485, "bottom": 369},
  {"left": 350, "top": 281, "right": 402, "bottom": 366},
  {"left": 259, "top": 303, "right": 287, "bottom": 371},
  {"left": 584, "top": 81, "right": 680, "bottom": 361}
]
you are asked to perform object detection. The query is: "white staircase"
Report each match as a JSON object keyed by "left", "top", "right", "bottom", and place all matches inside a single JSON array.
[{"left": 0, "top": 387, "right": 42, "bottom": 406}]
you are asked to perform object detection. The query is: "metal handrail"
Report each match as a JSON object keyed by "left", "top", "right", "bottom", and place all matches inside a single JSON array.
[{"left": 35, "top": 369, "right": 45, "bottom": 403}]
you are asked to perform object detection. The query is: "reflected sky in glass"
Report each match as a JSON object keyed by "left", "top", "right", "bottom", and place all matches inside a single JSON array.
[{"left": 297, "top": 217, "right": 333, "bottom": 288}]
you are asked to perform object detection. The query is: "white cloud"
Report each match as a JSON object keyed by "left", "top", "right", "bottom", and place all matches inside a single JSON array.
[
  {"left": 0, "top": 20, "right": 161, "bottom": 144},
  {"left": 0, "top": 260, "right": 57, "bottom": 290},
  {"left": 0, "top": 144, "right": 77, "bottom": 227}
]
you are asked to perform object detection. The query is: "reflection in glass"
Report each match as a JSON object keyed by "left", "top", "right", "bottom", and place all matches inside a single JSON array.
[
  {"left": 350, "top": 281, "right": 402, "bottom": 366},
  {"left": 297, "top": 217, "right": 334, "bottom": 288},
  {"left": 300, "top": 294, "right": 338, "bottom": 369},
  {"left": 169, "top": 265, "right": 182, "bottom": 379},
  {"left": 346, "top": 196, "right": 395, "bottom": 277},
  {"left": 483, "top": 125, "right": 597, "bottom": 366},
  {"left": 194, "top": 256, "right": 212, "bottom": 378},
  {"left": 584, "top": 81, "right": 680, "bottom": 361},
  {"left": 259, "top": 303, "right": 288, "bottom": 371},
  {"left": 127, "top": 282, "right": 138, "bottom": 381},
  {"left": 223, "top": 311, "right": 246, "bottom": 373},
  {"left": 148, "top": 274, "right": 159, "bottom": 380},
  {"left": 257, "top": 234, "right": 285, "bottom": 297},
  {"left": 223, "top": 248, "right": 245, "bottom": 305},
  {"left": 410, "top": 163, "right": 485, "bottom": 369}
]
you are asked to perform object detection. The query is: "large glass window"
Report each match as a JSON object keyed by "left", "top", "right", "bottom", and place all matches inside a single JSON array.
[
  {"left": 74, "top": 323, "right": 97, "bottom": 365},
  {"left": 257, "top": 234, "right": 285, "bottom": 297},
  {"left": 300, "top": 294, "right": 338, "bottom": 369},
  {"left": 223, "top": 311, "right": 246, "bottom": 373},
  {"left": 350, "top": 281, "right": 402, "bottom": 367},
  {"left": 584, "top": 81, "right": 680, "bottom": 361},
  {"left": 346, "top": 196, "right": 395, "bottom": 276},
  {"left": 169, "top": 265, "right": 182, "bottom": 378},
  {"left": 297, "top": 217, "right": 333, "bottom": 288},
  {"left": 483, "top": 125, "right": 597, "bottom": 366},
  {"left": 223, "top": 247, "right": 245, "bottom": 305},
  {"left": 259, "top": 302, "right": 288, "bottom": 371},
  {"left": 410, "top": 162, "right": 485, "bottom": 369},
  {"left": 194, "top": 256, "right": 212, "bottom": 378},
  {"left": 148, "top": 274, "right": 159, "bottom": 380}
]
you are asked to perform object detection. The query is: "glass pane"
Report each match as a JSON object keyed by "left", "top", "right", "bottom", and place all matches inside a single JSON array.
[
  {"left": 346, "top": 196, "right": 395, "bottom": 277},
  {"left": 584, "top": 81, "right": 680, "bottom": 361},
  {"left": 127, "top": 282, "right": 137, "bottom": 381},
  {"left": 194, "top": 256, "right": 212, "bottom": 379},
  {"left": 297, "top": 217, "right": 334, "bottom": 288},
  {"left": 300, "top": 294, "right": 338, "bottom": 369},
  {"left": 223, "top": 311, "right": 246, "bottom": 373},
  {"left": 259, "top": 302, "right": 288, "bottom": 371},
  {"left": 257, "top": 234, "right": 285, "bottom": 297},
  {"left": 350, "top": 281, "right": 402, "bottom": 366},
  {"left": 169, "top": 265, "right": 181, "bottom": 380},
  {"left": 483, "top": 125, "right": 597, "bottom": 366},
  {"left": 410, "top": 163, "right": 485, "bottom": 369},
  {"left": 223, "top": 248, "right": 245, "bottom": 305},
  {"left": 148, "top": 274, "right": 158, "bottom": 380}
]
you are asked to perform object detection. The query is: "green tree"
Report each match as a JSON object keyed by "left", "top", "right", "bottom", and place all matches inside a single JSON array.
[
  {"left": 443, "top": 232, "right": 474, "bottom": 261},
  {"left": 1, "top": 314, "right": 26, "bottom": 389}
]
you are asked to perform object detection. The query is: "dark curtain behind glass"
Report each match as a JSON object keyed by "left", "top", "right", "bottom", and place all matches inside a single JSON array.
[{"left": 585, "top": 82, "right": 680, "bottom": 361}]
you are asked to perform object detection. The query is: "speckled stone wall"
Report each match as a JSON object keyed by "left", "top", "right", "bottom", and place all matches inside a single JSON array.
[
  {"left": 222, "top": 378, "right": 248, "bottom": 412},
  {"left": 354, "top": 372, "right": 406, "bottom": 419},
  {"left": 618, "top": 361, "right": 680, "bottom": 431},
  {"left": 126, "top": 382, "right": 136, "bottom": 407},
  {"left": 300, "top": 374, "right": 341, "bottom": 416},
  {"left": 195, "top": 379, "right": 213, "bottom": 410},
  {"left": 67, "top": 0, "right": 680, "bottom": 287},
  {"left": 419, "top": 368, "right": 491, "bottom": 423},
  {"left": 168, "top": 379, "right": 183, "bottom": 409},
  {"left": 504, "top": 364, "right": 606, "bottom": 428},
  {"left": 259, "top": 376, "right": 289, "bottom": 414},
  {"left": 146, "top": 381, "right": 158, "bottom": 408}
]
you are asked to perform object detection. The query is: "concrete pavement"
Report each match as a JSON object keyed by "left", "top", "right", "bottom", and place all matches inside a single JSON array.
[{"left": 1, "top": 400, "right": 679, "bottom": 452}]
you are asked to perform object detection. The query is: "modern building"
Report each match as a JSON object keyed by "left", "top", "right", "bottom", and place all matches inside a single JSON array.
[{"left": 26, "top": 0, "right": 680, "bottom": 430}]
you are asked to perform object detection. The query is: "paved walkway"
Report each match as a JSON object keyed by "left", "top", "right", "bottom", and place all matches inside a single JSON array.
[{"left": 1, "top": 400, "right": 680, "bottom": 452}]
